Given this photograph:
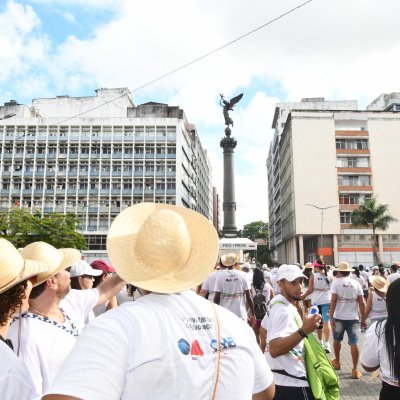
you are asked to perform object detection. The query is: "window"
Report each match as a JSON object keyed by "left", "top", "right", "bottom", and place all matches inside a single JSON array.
[
  {"left": 336, "top": 139, "right": 368, "bottom": 150},
  {"left": 340, "top": 212, "right": 352, "bottom": 224},
  {"left": 338, "top": 175, "right": 371, "bottom": 186},
  {"left": 339, "top": 194, "right": 357, "bottom": 204}
]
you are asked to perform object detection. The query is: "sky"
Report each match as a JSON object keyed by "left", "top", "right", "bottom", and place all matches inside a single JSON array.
[{"left": 1, "top": 0, "right": 399, "bottom": 229}]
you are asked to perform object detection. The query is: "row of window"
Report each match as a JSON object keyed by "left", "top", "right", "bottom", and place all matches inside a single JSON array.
[
  {"left": 2, "top": 161, "right": 176, "bottom": 174},
  {"left": 336, "top": 139, "right": 368, "bottom": 150},
  {"left": 336, "top": 157, "right": 369, "bottom": 168},
  {"left": 338, "top": 193, "right": 372, "bottom": 205},
  {"left": 338, "top": 175, "right": 371, "bottom": 186},
  {"left": 1, "top": 144, "right": 177, "bottom": 155}
]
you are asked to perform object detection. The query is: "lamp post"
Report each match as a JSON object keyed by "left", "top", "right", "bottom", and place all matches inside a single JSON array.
[{"left": 306, "top": 203, "right": 337, "bottom": 259}]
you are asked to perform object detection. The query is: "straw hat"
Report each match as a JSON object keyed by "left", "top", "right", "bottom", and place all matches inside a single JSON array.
[
  {"left": 106, "top": 203, "right": 219, "bottom": 294},
  {"left": 0, "top": 239, "right": 51, "bottom": 295},
  {"left": 220, "top": 253, "right": 238, "bottom": 267},
  {"left": 304, "top": 262, "right": 314, "bottom": 269},
  {"left": 368, "top": 275, "right": 388, "bottom": 293},
  {"left": 334, "top": 261, "right": 354, "bottom": 272},
  {"left": 20, "top": 242, "right": 81, "bottom": 286}
]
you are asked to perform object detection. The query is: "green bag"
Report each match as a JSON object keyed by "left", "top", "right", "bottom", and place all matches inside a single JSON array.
[{"left": 272, "top": 301, "right": 340, "bottom": 400}]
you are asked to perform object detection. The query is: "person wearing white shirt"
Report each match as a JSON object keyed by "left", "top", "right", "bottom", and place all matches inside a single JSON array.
[
  {"left": 43, "top": 203, "right": 275, "bottom": 400},
  {"left": 0, "top": 239, "right": 51, "bottom": 400},
  {"left": 199, "top": 266, "right": 220, "bottom": 302},
  {"left": 329, "top": 262, "right": 366, "bottom": 379},
  {"left": 261, "top": 264, "right": 321, "bottom": 400},
  {"left": 363, "top": 275, "right": 388, "bottom": 324},
  {"left": 361, "top": 278, "right": 400, "bottom": 400},
  {"left": 387, "top": 263, "right": 400, "bottom": 286},
  {"left": 214, "top": 254, "right": 255, "bottom": 323},
  {"left": 8, "top": 241, "right": 125, "bottom": 400}
]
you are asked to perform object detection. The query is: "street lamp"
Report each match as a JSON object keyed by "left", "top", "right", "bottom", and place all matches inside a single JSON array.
[{"left": 306, "top": 203, "right": 338, "bottom": 259}]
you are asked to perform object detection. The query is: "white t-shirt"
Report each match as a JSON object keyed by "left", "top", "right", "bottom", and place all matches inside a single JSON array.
[
  {"left": 350, "top": 274, "right": 366, "bottom": 291},
  {"left": 330, "top": 276, "right": 363, "bottom": 320},
  {"left": 8, "top": 288, "right": 99, "bottom": 399},
  {"left": 361, "top": 320, "right": 400, "bottom": 387},
  {"left": 47, "top": 290, "right": 273, "bottom": 400},
  {"left": 202, "top": 270, "right": 221, "bottom": 302},
  {"left": 370, "top": 292, "right": 388, "bottom": 321},
  {"left": 261, "top": 294, "right": 308, "bottom": 387},
  {"left": 360, "top": 270, "right": 370, "bottom": 286},
  {"left": 311, "top": 272, "right": 331, "bottom": 305},
  {"left": 214, "top": 269, "right": 250, "bottom": 320},
  {"left": 387, "top": 272, "right": 400, "bottom": 286},
  {"left": 271, "top": 273, "right": 280, "bottom": 295},
  {"left": 0, "top": 341, "right": 34, "bottom": 399}
]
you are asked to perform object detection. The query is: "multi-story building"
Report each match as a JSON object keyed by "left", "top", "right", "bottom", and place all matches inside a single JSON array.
[
  {"left": 267, "top": 95, "right": 400, "bottom": 267},
  {"left": 0, "top": 88, "right": 213, "bottom": 260}
]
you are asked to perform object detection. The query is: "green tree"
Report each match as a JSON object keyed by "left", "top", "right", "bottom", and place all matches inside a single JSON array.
[
  {"left": 351, "top": 196, "right": 397, "bottom": 264},
  {"left": 242, "top": 221, "right": 272, "bottom": 266},
  {"left": 0, "top": 208, "right": 88, "bottom": 250}
]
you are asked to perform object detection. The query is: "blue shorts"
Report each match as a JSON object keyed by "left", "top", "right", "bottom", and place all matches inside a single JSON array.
[
  {"left": 317, "top": 304, "right": 330, "bottom": 323},
  {"left": 333, "top": 319, "right": 360, "bottom": 345}
]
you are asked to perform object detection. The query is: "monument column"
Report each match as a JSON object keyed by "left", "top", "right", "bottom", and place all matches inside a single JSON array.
[{"left": 220, "top": 128, "right": 238, "bottom": 237}]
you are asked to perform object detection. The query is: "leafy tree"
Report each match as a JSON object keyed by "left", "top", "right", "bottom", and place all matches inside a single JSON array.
[
  {"left": 351, "top": 196, "right": 397, "bottom": 264},
  {"left": 0, "top": 208, "right": 87, "bottom": 250},
  {"left": 242, "top": 221, "right": 272, "bottom": 266}
]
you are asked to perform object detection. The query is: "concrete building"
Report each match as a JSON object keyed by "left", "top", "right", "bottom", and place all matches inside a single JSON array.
[
  {"left": 267, "top": 95, "right": 400, "bottom": 267},
  {"left": 0, "top": 88, "right": 213, "bottom": 261}
]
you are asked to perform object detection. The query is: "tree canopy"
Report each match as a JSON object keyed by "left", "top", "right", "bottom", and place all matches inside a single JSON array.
[
  {"left": 351, "top": 196, "right": 397, "bottom": 264},
  {"left": 0, "top": 208, "right": 88, "bottom": 250},
  {"left": 242, "top": 220, "right": 272, "bottom": 266}
]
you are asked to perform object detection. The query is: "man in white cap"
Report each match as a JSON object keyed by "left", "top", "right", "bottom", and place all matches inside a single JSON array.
[
  {"left": 44, "top": 203, "right": 275, "bottom": 400},
  {"left": 329, "top": 261, "right": 366, "bottom": 379},
  {"left": 214, "top": 253, "right": 255, "bottom": 323},
  {"left": 261, "top": 264, "right": 321, "bottom": 400},
  {"left": 8, "top": 242, "right": 125, "bottom": 399},
  {"left": 0, "top": 239, "right": 50, "bottom": 400}
]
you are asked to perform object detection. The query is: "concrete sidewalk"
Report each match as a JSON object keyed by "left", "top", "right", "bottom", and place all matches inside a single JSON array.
[{"left": 328, "top": 333, "right": 381, "bottom": 399}]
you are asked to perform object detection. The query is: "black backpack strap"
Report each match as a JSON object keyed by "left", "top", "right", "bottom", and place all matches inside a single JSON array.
[{"left": 271, "top": 369, "right": 307, "bottom": 381}]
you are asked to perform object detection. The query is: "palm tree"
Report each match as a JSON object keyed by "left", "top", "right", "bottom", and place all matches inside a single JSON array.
[{"left": 351, "top": 196, "right": 397, "bottom": 264}]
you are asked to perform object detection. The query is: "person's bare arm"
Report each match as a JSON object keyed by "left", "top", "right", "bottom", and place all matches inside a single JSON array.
[
  {"left": 199, "top": 288, "right": 209, "bottom": 298},
  {"left": 106, "top": 295, "right": 117, "bottom": 311},
  {"left": 43, "top": 395, "right": 80, "bottom": 400},
  {"left": 96, "top": 274, "right": 125, "bottom": 307},
  {"left": 260, "top": 326, "right": 267, "bottom": 353},
  {"left": 252, "top": 382, "right": 275, "bottom": 400},
  {"left": 363, "top": 292, "right": 372, "bottom": 321},
  {"left": 329, "top": 293, "right": 338, "bottom": 328},
  {"left": 302, "top": 274, "right": 314, "bottom": 299},
  {"left": 269, "top": 314, "right": 321, "bottom": 358},
  {"left": 245, "top": 289, "right": 255, "bottom": 324},
  {"left": 358, "top": 294, "right": 367, "bottom": 329}
]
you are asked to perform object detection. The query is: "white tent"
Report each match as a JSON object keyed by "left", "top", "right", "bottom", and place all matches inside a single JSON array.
[{"left": 219, "top": 237, "right": 257, "bottom": 251}]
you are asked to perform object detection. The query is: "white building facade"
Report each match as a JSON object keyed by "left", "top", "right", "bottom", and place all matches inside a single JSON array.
[
  {"left": 0, "top": 88, "right": 213, "bottom": 260},
  {"left": 267, "top": 95, "right": 400, "bottom": 267}
]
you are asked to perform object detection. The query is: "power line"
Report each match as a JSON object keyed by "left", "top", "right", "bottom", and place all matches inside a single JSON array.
[{"left": 15, "top": 0, "right": 313, "bottom": 133}]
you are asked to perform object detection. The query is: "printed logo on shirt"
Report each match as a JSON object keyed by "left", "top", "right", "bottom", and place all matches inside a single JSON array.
[
  {"left": 182, "top": 316, "right": 213, "bottom": 330},
  {"left": 178, "top": 338, "right": 204, "bottom": 358},
  {"left": 210, "top": 336, "right": 236, "bottom": 353}
]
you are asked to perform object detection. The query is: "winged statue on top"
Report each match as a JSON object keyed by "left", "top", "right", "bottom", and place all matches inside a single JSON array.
[{"left": 219, "top": 93, "right": 243, "bottom": 127}]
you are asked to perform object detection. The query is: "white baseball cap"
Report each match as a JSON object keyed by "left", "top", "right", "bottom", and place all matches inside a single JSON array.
[
  {"left": 278, "top": 264, "right": 308, "bottom": 282},
  {"left": 69, "top": 260, "right": 103, "bottom": 278}
]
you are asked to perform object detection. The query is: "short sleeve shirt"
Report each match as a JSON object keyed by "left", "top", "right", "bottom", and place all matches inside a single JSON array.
[{"left": 330, "top": 276, "right": 362, "bottom": 320}]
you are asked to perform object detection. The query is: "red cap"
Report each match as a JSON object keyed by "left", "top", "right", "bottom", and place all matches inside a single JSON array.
[{"left": 90, "top": 259, "right": 116, "bottom": 273}]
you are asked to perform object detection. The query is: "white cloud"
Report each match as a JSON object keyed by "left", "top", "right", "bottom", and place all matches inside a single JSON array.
[{"left": 2, "top": 0, "right": 400, "bottom": 225}]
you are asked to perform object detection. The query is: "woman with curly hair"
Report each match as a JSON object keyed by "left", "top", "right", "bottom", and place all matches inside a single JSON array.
[{"left": 0, "top": 238, "right": 50, "bottom": 399}]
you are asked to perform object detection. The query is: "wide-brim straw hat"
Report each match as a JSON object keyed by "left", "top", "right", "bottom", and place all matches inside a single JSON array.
[
  {"left": 0, "top": 239, "right": 51, "bottom": 295},
  {"left": 20, "top": 242, "right": 81, "bottom": 286},
  {"left": 334, "top": 261, "right": 355, "bottom": 272},
  {"left": 304, "top": 262, "right": 314, "bottom": 269},
  {"left": 368, "top": 275, "right": 388, "bottom": 292},
  {"left": 221, "top": 253, "right": 238, "bottom": 267},
  {"left": 107, "top": 203, "right": 219, "bottom": 294}
]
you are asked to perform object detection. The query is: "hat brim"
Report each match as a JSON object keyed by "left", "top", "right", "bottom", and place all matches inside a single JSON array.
[
  {"left": 279, "top": 272, "right": 308, "bottom": 282},
  {"left": 32, "top": 248, "right": 81, "bottom": 287},
  {"left": 368, "top": 275, "right": 388, "bottom": 292},
  {"left": 0, "top": 259, "right": 51, "bottom": 295},
  {"left": 107, "top": 203, "right": 219, "bottom": 294},
  {"left": 334, "top": 267, "right": 355, "bottom": 272}
]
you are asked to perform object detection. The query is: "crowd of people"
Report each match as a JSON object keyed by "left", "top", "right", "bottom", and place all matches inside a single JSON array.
[{"left": 1, "top": 202, "right": 400, "bottom": 399}]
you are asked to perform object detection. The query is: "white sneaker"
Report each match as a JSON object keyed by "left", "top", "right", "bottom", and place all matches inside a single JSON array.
[{"left": 324, "top": 342, "right": 331, "bottom": 354}]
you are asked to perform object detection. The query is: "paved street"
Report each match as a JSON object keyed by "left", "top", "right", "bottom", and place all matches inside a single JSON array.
[{"left": 328, "top": 332, "right": 381, "bottom": 399}]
